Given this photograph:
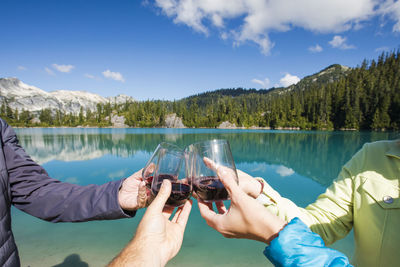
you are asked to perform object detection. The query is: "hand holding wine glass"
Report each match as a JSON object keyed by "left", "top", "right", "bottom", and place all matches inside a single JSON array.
[
  {"left": 198, "top": 158, "right": 287, "bottom": 244},
  {"left": 118, "top": 168, "right": 148, "bottom": 211},
  {"left": 109, "top": 180, "right": 193, "bottom": 267}
]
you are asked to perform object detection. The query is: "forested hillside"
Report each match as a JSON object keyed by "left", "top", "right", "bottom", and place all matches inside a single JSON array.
[{"left": 2, "top": 52, "right": 399, "bottom": 130}]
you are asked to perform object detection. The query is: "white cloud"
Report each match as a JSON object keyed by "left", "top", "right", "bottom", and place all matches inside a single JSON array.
[
  {"left": 17, "top": 66, "right": 27, "bottom": 71},
  {"left": 378, "top": 0, "right": 400, "bottom": 32},
  {"left": 45, "top": 67, "right": 55, "bottom": 76},
  {"left": 108, "top": 169, "right": 127, "bottom": 180},
  {"left": 276, "top": 165, "right": 295, "bottom": 177},
  {"left": 52, "top": 64, "right": 75, "bottom": 73},
  {"left": 220, "top": 31, "right": 228, "bottom": 40},
  {"left": 328, "top": 35, "right": 356, "bottom": 50},
  {"left": 308, "top": 44, "right": 323, "bottom": 53},
  {"left": 280, "top": 73, "right": 300, "bottom": 87},
  {"left": 251, "top": 77, "right": 270, "bottom": 88},
  {"left": 251, "top": 163, "right": 268, "bottom": 173},
  {"left": 375, "top": 46, "right": 390, "bottom": 52},
  {"left": 102, "top": 69, "right": 125, "bottom": 82},
  {"left": 153, "top": 0, "right": 382, "bottom": 55},
  {"left": 84, "top": 73, "right": 96, "bottom": 79}
]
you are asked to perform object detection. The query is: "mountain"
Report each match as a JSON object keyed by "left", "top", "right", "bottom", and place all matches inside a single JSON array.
[
  {"left": 0, "top": 64, "right": 349, "bottom": 116},
  {"left": 287, "top": 64, "right": 351, "bottom": 91},
  {"left": 2, "top": 51, "right": 398, "bottom": 130},
  {"left": 184, "top": 64, "right": 351, "bottom": 103},
  {"left": 0, "top": 77, "right": 135, "bottom": 115}
]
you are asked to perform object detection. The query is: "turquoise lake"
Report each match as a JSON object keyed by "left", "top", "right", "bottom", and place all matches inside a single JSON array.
[{"left": 11, "top": 128, "right": 398, "bottom": 266}]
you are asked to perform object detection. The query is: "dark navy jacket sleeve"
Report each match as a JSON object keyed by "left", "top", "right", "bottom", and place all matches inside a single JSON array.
[
  {"left": 264, "top": 218, "right": 352, "bottom": 267},
  {"left": 1, "top": 119, "right": 135, "bottom": 222}
]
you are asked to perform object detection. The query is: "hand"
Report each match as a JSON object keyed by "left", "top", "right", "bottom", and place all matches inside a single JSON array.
[
  {"left": 118, "top": 169, "right": 148, "bottom": 211},
  {"left": 198, "top": 159, "right": 286, "bottom": 244},
  {"left": 237, "top": 169, "right": 263, "bottom": 198},
  {"left": 143, "top": 162, "right": 156, "bottom": 205},
  {"left": 109, "top": 180, "right": 193, "bottom": 267}
]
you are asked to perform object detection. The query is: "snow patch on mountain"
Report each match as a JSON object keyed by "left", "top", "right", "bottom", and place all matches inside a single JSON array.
[{"left": 0, "top": 77, "right": 135, "bottom": 115}]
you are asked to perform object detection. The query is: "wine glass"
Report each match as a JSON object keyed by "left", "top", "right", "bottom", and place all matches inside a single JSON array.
[
  {"left": 186, "top": 139, "right": 238, "bottom": 202},
  {"left": 151, "top": 144, "right": 192, "bottom": 207},
  {"left": 142, "top": 142, "right": 180, "bottom": 189}
]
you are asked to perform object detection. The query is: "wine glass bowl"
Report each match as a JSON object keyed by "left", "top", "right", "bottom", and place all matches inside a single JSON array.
[
  {"left": 142, "top": 142, "right": 180, "bottom": 189},
  {"left": 186, "top": 139, "right": 238, "bottom": 202},
  {"left": 151, "top": 144, "right": 192, "bottom": 207}
]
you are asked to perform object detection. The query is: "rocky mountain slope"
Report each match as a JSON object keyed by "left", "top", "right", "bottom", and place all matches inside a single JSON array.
[{"left": 0, "top": 77, "right": 134, "bottom": 115}]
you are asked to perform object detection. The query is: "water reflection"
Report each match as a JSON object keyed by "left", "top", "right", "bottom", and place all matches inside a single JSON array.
[
  {"left": 15, "top": 128, "right": 398, "bottom": 186},
  {"left": 12, "top": 128, "right": 397, "bottom": 266}
]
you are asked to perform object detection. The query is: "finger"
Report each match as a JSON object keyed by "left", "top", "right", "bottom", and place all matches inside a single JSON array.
[
  {"left": 172, "top": 206, "right": 183, "bottom": 223},
  {"left": 203, "top": 157, "right": 241, "bottom": 197},
  {"left": 144, "top": 163, "right": 156, "bottom": 177},
  {"left": 191, "top": 191, "right": 199, "bottom": 199},
  {"left": 215, "top": 201, "right": 227, "bottom": 214},
  {"left": 136, "top": 181, "right": 148, "bottom": 209},
  {"left": 133, "top": 168, "right": 144, "bottom": 180},
  {"left": 148, "top": 179, "right": 172, "bottom": 213},
  {"left": 176, "top": 200, "right": 193, "bottom": 228},
  {"left": 204, "top": 201, "right": 213, "bottom": 210},
  {"left": 198, "top": 200, "right": 219, "bottom": 228},
  {"left": 171, "top": 200, "right": 191, "bottom": 223},
  {"left": 216, "top": 167, "right": 242, "bottom": 197},
  {"left": 203, "top": 157, "right": 217, "bottom": 172},
  {"left": 146, "top": 190, "right": 155, "bottom": 206},
  {"left": 162, "top": 205, "right": 175, "bottom": 219},
  {"left": 236, "top": 169, "right": 251, "bottom": 180}
]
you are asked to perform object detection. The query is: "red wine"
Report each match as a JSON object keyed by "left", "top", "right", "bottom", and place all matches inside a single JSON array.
[
  {"left": 144, "top": 176, "right": 153, "bottom": 189},
  {"left": 192, "top": 176, "right": 229, "bottom": 202},
  {"left": 152, "top": 174, "right": 191, "bottom": 207}
]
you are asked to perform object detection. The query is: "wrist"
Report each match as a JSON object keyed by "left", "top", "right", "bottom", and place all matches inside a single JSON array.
[
  {"left": 256, "top": 211, "right": 287, "bottom": 245},
  {"left": 131, "top": 238, "right": 163, "bottom": 266}
]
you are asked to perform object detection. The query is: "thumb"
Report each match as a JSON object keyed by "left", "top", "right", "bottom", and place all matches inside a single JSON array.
[
  {"left": 148, "top": 179, "right": 172, "bottom": 213},
  {"left": 143, "top": 163, "right": 156, "bottom": 177},
  {"left": 136, "top": 181, "right": 148, "bottom": 209}
]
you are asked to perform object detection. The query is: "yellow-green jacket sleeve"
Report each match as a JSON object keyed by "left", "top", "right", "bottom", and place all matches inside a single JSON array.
[{"left": 256, "top": 146, "right": 365, "bottom": 245}]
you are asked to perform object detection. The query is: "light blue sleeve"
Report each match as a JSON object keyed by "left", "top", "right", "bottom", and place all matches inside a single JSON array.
[{"left": 264, "top": 218, "right": 352, "bottom": 267}]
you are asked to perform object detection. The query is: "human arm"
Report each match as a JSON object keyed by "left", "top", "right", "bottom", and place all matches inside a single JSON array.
[
  {"left": 265, "top": 217, "right": 352, "bottom": 267},
  {"left": 237, "top": 165, "right": 356, "bottom": 245},
  {"left": 109, "top": 179, "right": 192, "bottom": 267},
  {"left": 1, "top": 119, "right": 145, "bottom": 222},
  {"left": 199, "top": 161, "right": 352, "bottom": 266},
  {"left": 198, "top": 159, "right": 287, "bottom": 243}
]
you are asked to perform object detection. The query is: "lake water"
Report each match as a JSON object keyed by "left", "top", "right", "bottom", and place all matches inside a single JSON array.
[{"left": 12, "top": 128, "right": 398, "bottom": 267}]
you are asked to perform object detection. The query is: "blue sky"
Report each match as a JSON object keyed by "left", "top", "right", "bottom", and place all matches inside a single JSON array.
[{"left": 1, "top": 0, "right": 399, "bottom": 100}]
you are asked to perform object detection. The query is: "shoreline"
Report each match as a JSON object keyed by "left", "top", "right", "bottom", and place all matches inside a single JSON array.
[{"left": 11, "top": 125, "right": 387, "bottom": 132}]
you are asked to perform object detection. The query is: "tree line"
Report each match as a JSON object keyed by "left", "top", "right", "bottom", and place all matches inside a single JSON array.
[{"left": 2, "top": 51, "right": 399, "bottom": 130}]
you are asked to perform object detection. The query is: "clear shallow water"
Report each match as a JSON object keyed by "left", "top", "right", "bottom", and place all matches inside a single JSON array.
[{"left": 12, "top": 128, "right": 398, "bottom": 266}]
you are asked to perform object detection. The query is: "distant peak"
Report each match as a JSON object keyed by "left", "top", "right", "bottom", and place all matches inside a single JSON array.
[
  {"left": 1, "top": 77, "right": 19, "bottom": 81},
  {"left": 0, "top": 77, "right": 21, "bottom": 84},
  {"left": 320, "top": 64, "right": 350, "bottom": 72}
]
